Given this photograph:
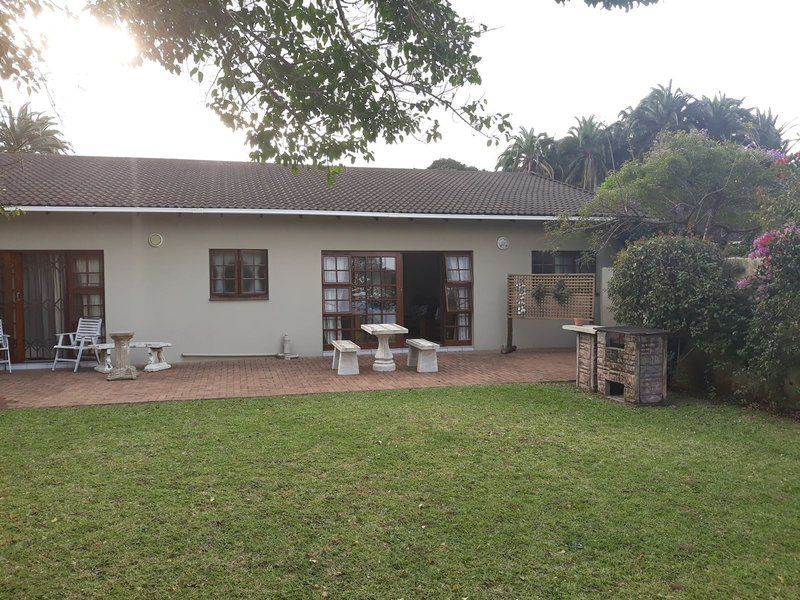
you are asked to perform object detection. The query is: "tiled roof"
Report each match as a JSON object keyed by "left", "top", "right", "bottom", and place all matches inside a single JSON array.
[{"left": 0, "top": 153, "right": 593, "bottom": 217}]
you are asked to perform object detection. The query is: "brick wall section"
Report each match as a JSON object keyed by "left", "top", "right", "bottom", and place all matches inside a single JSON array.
[
  {"left": 576, "top": 332, "right": 597, "bottom": 392},
  {"left": 597, "top": 330, "right": 667, "bottom": 404}
]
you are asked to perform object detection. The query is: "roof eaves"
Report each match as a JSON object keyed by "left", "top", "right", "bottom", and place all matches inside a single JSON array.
[{"left": 11, "top": 205, "right": 583, "bottom": 220}]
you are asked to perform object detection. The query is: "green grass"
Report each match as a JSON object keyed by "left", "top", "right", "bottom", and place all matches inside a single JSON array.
[{"left": 1, "top": 384, "right": 798, "bottom": 599}]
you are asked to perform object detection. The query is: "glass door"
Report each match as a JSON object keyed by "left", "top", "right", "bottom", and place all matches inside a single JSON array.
[
  {"left": 442, "top": 253, "right": 474, "bottom": 346},
  {"left": 21, "top": 252, "right": 68, "bottom": 360},
  {"left": 0, "top": 252, "right": 24, "bottom": 363},
  {"left": 0, "top": 251, "right": 105, "bottom": 362},
  {"left": 322, "top": 252, "right": 403, "bottom": 348}
]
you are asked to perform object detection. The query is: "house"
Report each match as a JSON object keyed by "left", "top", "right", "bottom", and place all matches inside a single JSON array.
[{"left": 0, "top": 153, "right": 614, "bottom": 366}]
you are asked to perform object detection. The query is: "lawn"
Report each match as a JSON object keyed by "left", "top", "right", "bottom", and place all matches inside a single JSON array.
[{"left": 0, "top": 384, "right": 798, "bottom": 599}]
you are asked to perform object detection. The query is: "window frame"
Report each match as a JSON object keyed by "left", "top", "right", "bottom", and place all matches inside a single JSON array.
[
  {"left": 321, "top": 251, "right": 404, "bottom": 349},
  {"left": 65, "top": 251, "right": 106, "bottom": 330},
  {"left": 442, "top": 253, "right": 474, "bottom": 346},
  {"left": 531, "top": 250, "right": 596, "bottom": 275},
  {"left": 209, "top": 249, "right": 269, "bottom": 300}
]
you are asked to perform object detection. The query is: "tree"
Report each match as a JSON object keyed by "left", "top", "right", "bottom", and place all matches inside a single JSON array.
[
  {"left": 0, "top": 103, "right": 70, "bottom": 153},
  {"left": 759, "top": 150, "right": 800, "bottom": 229},
  {"left": 558, "top": 116, "right": 608, "bottom": 191},
  {"left": 427, "top": 158, "right": 477, "bottom": 171},
  {"left": 688, "top": 94, "right": 752, "bottom": 144},
  {"left": 623, "top": 81, "right": 693, "bottom": 157},
  {"left": 0, "top": 0, "right": 52, "bottom": 95},
  {"left": 557, "top": 131, "right": 779, "bottom": 248},
  {"left": 496, "top": 127, "right": 556, "bottom": 178},
  {"left": 745, "top": 108, "right": 789, "bottom": 152},
  {"left": 1, "top": 0, "right": 658, "bottom": 168},
  {"left": 557, "top": 0, "right": 661, "bottom": 6},
  {"left": 603, "top": 119, "right": 634, "bottom": 172}
]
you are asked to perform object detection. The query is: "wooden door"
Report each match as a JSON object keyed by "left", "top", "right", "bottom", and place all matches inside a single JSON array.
[
  {"left": 442, "top": 253, "right": 474, "bottom": 346},
  {"left": 0, "top": 252, "right": 24, "bottom": 363},
  {"left": 0, "top": 251, "right": 105, "bottom": 362},
  {"left": 322, "top": 252, "right": 404, "bottom": 349}
]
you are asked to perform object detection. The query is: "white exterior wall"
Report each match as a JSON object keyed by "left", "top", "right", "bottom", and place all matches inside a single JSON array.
[{"left": 1, "top": 212, "right": 615, "bottom": 360}]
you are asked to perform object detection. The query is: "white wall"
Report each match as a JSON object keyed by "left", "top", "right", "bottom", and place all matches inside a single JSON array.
[{"left": 1, "top": 212, "right": 614, "bottom": 360}]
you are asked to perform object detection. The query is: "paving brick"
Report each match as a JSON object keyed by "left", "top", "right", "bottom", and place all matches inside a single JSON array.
[{"left": 0, "top": 349, "right": 573, "bottom": 409}]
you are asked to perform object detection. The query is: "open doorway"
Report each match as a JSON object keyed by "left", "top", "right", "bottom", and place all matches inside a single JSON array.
[{"left": 402, "top": 252, "right": 443, "bottom": 343}]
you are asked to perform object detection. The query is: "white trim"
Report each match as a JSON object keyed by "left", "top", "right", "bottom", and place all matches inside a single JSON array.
[{"left": 10, "top": 205, "right": 572, "bottom": 221}]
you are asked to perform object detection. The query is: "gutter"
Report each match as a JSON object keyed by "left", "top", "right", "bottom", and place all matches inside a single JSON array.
[{"left": 9, "top": 205, "right": 575, "bottom": 221}]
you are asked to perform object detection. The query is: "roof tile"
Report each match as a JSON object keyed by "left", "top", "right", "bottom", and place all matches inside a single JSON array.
[{"left": 0, "top": 153, "right": 593, "bottom": 216}]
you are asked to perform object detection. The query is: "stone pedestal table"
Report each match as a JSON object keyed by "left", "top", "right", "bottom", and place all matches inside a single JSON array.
[
  {"left": 107, "top": 331, "right": 137, "bottom": 381},
  {"left": 360, "top": 323, "right": 409, "bottom": 372}
]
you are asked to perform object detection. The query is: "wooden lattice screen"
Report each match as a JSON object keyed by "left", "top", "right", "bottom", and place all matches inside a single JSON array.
[{"left": 506, "top": 273, "right": 595, "bottom": 321}]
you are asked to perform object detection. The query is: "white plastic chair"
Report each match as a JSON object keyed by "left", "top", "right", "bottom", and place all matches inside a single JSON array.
[
  {"left": 0, "top": 319, "right": 10, "bottom": 373},
  {"left": 52, "top": 318, "right": 103, "bottom": 372}
]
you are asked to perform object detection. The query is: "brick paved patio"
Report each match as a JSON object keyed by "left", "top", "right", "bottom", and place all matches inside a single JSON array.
[{"left": 0, "top": 349, "right": 574, "bottom": 409}]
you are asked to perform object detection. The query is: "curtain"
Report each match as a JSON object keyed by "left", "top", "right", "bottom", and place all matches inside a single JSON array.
[{"left": 22, "top": 253, "right": 66, "bottom": 360}]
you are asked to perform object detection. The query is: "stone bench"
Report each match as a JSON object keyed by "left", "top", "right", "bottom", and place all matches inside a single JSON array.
[
  {"left": 93, "top": 341, "right": 173, "bottom": 373},
  {"left": 331, "top": 339, "right": 360, "bottom": 375},
  {"left": 406, "top": 338, "right": 439, "bottom": 373}
]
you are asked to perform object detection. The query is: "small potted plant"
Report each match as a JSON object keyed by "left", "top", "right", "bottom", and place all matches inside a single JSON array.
[
  {"left": 552, "top": 279, "right": 572, "bottom": 306},
  {"left": 531, "top": 283, "right": 547, "bottom": 306}
]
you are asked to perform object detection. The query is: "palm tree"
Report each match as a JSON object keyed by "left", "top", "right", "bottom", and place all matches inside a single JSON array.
[
  {"left": 688, "top": 94, "right": 752, "bottom": 143},
  {"left": 558, "top": 116, "right": 609, "bottom": 191},
  {"left": 603, "top": 119, "right": 633, "bottom": 173},
  {"left": 743, "top": 108, "right": 789, "bottom": 152},
  {"left": 0, "top": 103, "right": 71, "bottom": 154},
  {"left": 625, "top": 81, "right": 693, "bottom": 156},
  {"left": 495, "top": 127, "right": 556, "bottom": 178}
]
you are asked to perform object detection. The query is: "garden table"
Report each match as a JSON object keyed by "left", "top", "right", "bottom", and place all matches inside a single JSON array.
[
  {"left": 360, "top": 323, "right": 408, "bottom": 372},
  {"left": 93, "top": 341, "right": 173, "bottom": 373}
]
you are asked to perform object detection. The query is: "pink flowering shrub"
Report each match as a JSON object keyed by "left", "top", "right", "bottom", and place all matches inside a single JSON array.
[
  {"left": 738, "top": 224, "right": 800, "bottom": 407},
  {"left": 760, "top": 152, "right": 800, "bottom": 228}
]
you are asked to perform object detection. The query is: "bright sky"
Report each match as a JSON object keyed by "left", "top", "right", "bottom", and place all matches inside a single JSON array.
[{"left": 7, "top": 0, "right": 800, "bottom": 169}]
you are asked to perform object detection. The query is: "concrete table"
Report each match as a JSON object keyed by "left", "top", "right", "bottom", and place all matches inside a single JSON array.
[
  {"left": 360, "top": 323, "right": 408, "bottom": 372},
  {"left": 94, "top": 341, "right": 173, "bottom": 373}
]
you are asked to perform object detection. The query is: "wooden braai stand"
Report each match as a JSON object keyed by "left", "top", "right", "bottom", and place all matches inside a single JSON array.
[{"left": 595, "top": 327, "right": 668, "bottom": 405}]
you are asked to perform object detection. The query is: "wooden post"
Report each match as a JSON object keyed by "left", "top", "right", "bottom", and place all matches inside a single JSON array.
[{"left": 501, "top": 317, "right": 517, "bottom": 354}]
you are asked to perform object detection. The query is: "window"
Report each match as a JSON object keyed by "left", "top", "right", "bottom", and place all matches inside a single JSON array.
[
  {"left": 322, "top": 253, "right": 401, "bottom": 346},
  {"left": 532, "top": 251, "right": 595, "bottom": 274},
  {"left": 67, "top": 251, "right": 105, "bottom": 327},
  {"left": 209, "top": 249, "right": 268, "bottom": 299},
  {"left": 443, "top": 254, "right": 473, "bottom": 343}
]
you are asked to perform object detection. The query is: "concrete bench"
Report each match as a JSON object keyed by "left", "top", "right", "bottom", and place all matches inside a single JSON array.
[
  {"left": 93, "top": 341, "right": 173, "bottom": 373},
  {"left": 406, "top": 338, "right": 439, "bottom": 373},
  {"left": 331, "top": 339, "right": 360, "bottom": 375}
]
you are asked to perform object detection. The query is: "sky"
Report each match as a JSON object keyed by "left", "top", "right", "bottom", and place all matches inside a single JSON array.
[{"left": 7, "top": 0, "right": 800, "bottom": 170}]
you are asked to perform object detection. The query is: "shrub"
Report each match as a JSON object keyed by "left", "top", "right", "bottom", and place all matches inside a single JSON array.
[
  {"left": 608, "top": 236, "right": 747, "bottom": 368},
  {"left": 738, "top": 225, "right": 800, "bottom": 407}
]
